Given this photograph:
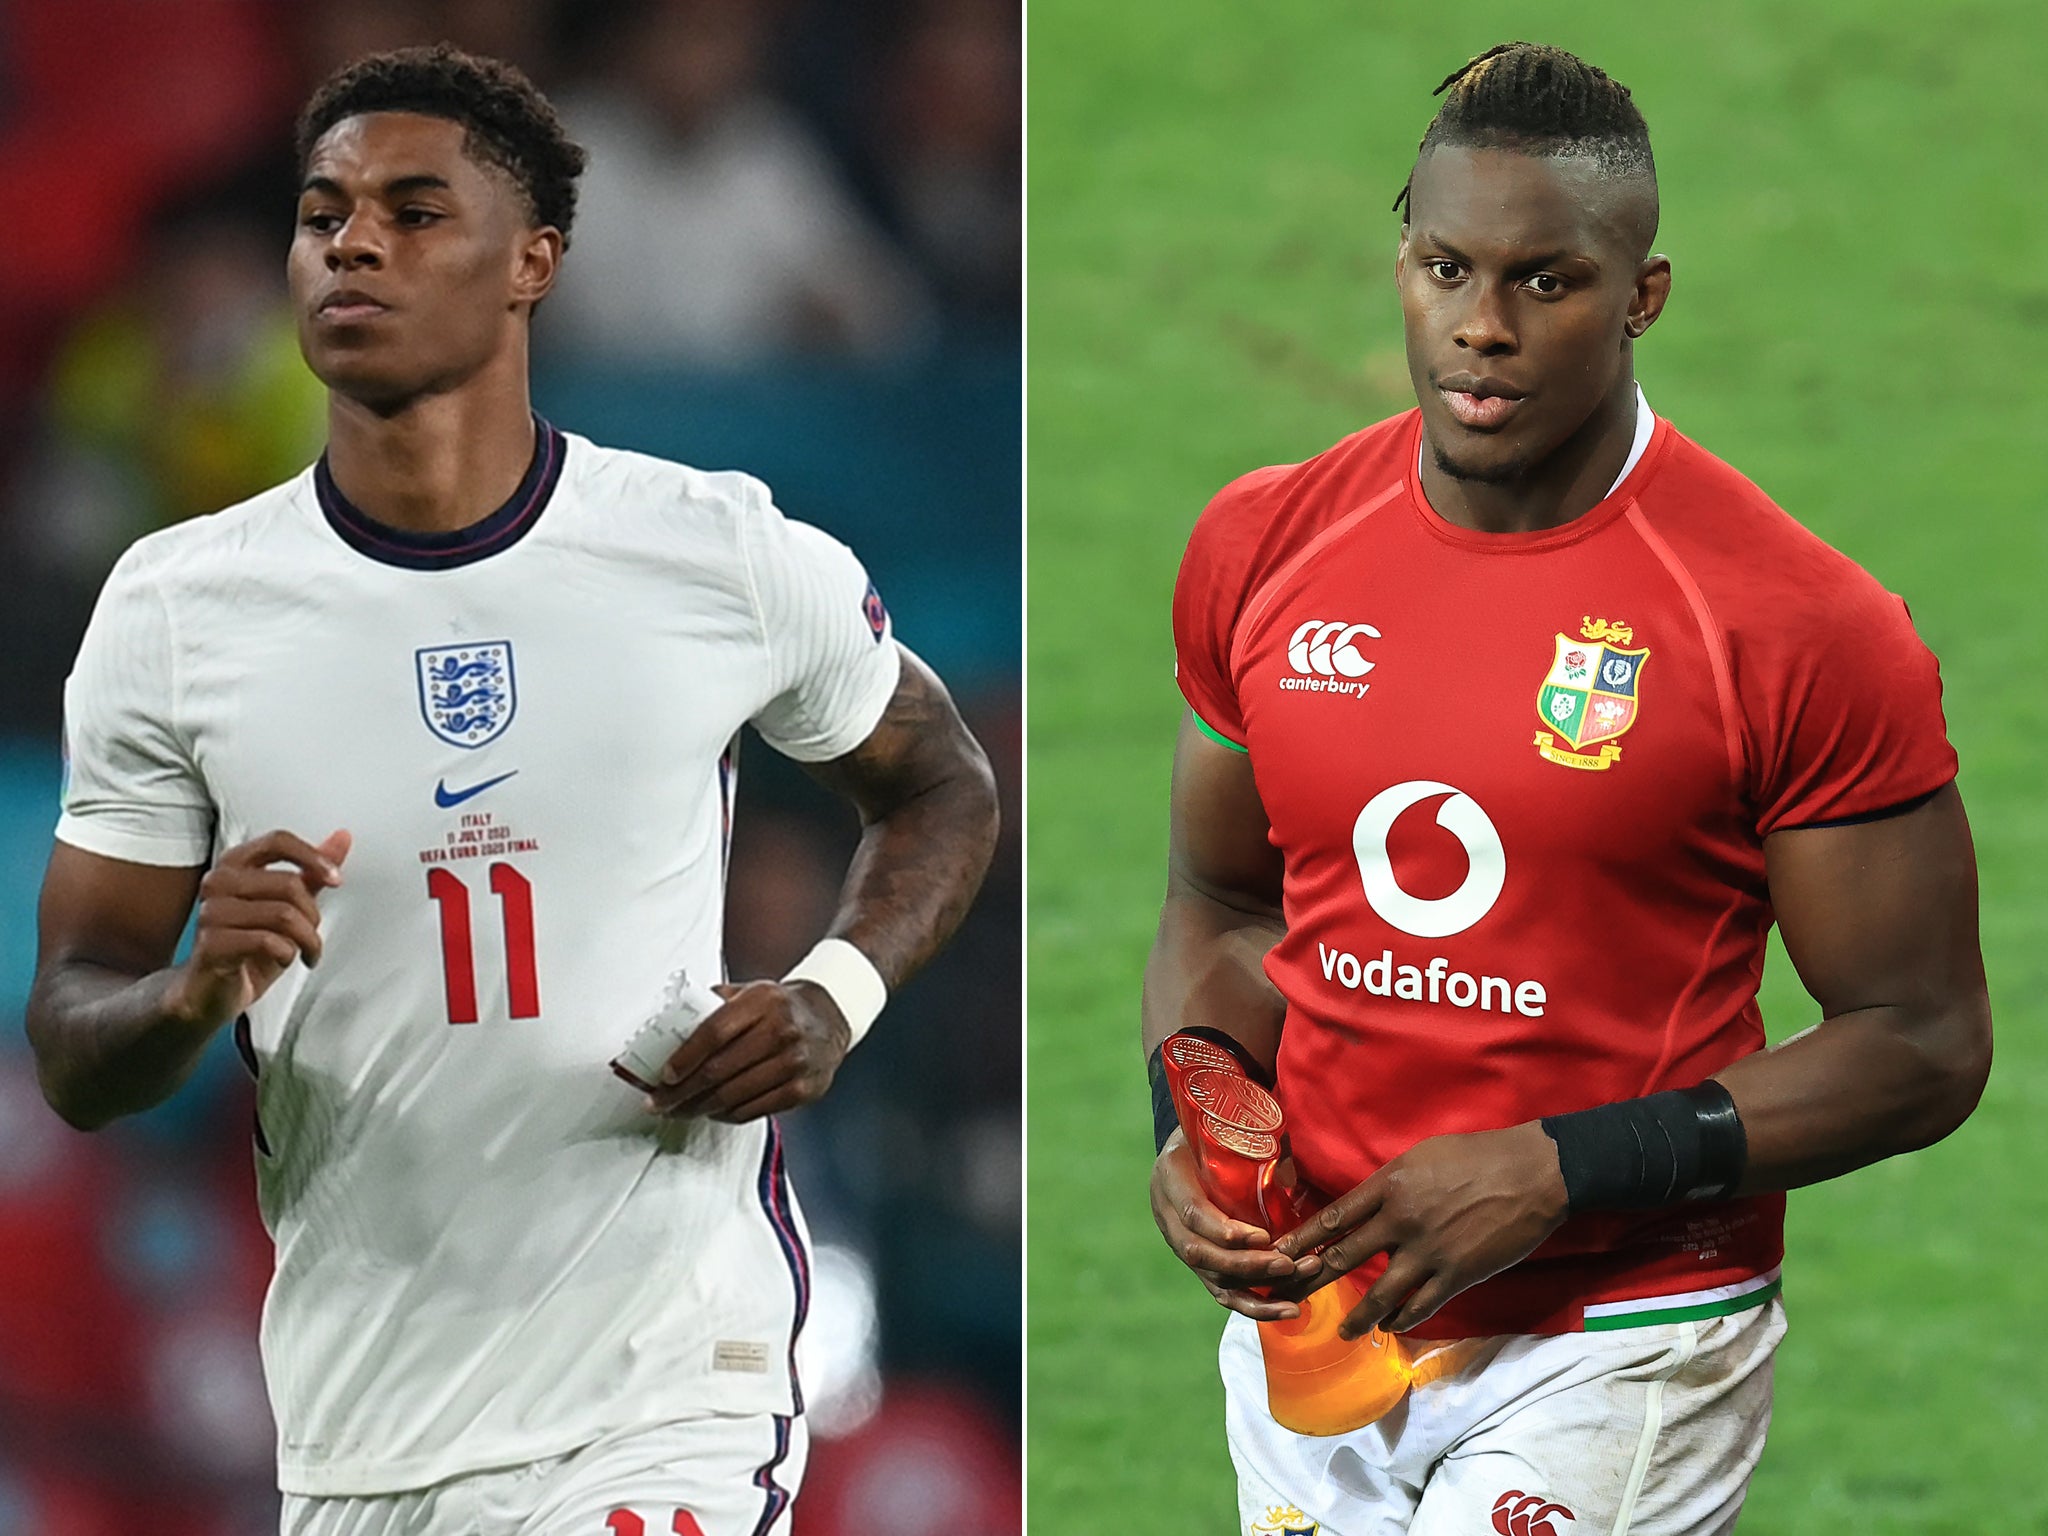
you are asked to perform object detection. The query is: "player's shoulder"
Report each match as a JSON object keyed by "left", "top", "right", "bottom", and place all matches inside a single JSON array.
[
  {"left": 1183, "top": 409, "right": 1418, "bottom": 578},
  {"left": 558, "top": 432, "right": 861, "bottom": 610},
  {"left": 1641, "top": 425, "right": 1904, "bottom": 612},
  {"left": 560, "top": 431, "right": 774, "bottom": 536},
  {"left": 104, "top": 470, "right": 317, "bottom": 595}
]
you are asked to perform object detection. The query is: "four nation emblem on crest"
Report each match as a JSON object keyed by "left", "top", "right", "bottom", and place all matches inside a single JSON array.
[
  {"left": 1533, "top": 617, "right": 1647, "bottom": 771},
  {"left": 416, "top": 641, "right": 518, "bottom": 748}
]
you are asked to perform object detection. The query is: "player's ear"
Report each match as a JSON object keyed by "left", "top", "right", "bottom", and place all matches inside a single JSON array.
[
  {"left": 510, "top": 226, "right": 563, "bottom": 312},
  {"left": 1625, "top": 254, "right": 1672, "bottom": 340}
]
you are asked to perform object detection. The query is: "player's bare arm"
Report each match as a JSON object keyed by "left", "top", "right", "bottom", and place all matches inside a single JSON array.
[
  {"left": 1715, "top": 784, "right": 1991, "bottom": 1186},
  {"left": 648, "top": 646, "right": 998, "bottom": 1122},
  {"left": 27, "top": 829, "right": 350, "bottom": 1131},
  {"left": 1269, "top": 786, "right": 1992, "bottom": 1336},
  {"left": 1142, "top": 715, "right": 1313, "bottom": 1319}
]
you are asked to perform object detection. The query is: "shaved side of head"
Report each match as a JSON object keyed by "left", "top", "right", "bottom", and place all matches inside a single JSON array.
[{"left": 1395, "top": 42, "right": 1659, "bottom": 259}]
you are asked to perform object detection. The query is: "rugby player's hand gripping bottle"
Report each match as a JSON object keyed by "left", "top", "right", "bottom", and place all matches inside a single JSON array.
[{"left": 1160, "top": 1029, "right": 1410, "bottom": 1434}]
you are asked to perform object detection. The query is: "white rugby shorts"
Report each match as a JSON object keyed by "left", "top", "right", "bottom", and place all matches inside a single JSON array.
[
  {"left": 1223, "top": 1295, "right": 1786, "bottom": 1536},
  {"left": 279, "top": 1413, "right": 808, "bottom": 1536}
]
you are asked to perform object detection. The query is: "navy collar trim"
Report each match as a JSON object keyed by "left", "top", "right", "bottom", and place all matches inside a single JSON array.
[{"left": 315, "top": 417, "right": 567, "bottom": 571}]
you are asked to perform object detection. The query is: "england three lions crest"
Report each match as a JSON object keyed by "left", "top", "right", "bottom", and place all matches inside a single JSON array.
[
  {"left": 1534, "top": 622, "right": 1647, "bottom": 771},
  {"left": 417, "top": 641, "right": 517, "bottom": 749}
]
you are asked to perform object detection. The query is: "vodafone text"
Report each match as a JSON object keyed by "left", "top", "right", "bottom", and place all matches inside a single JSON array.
[{"left": 1317, "top": 941, "right": 1546, "bottom": 1017}]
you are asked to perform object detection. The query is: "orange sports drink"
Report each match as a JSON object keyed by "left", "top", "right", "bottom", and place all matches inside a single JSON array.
[{"left": 1161, "top": 1030, "right": 1410, "bottom": 1434}]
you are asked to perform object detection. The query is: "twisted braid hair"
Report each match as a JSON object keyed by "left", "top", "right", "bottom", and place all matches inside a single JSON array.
[{"left": 1393, "top": 42, "right": 1654, "bottom": 219}]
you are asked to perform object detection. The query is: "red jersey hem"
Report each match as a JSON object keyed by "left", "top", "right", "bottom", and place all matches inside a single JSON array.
[{"left": 1401, "top": 1223, "right": 1786, "bottom": 1339}]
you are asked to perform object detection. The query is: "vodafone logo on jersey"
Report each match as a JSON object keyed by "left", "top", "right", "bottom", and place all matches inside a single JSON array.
[
  {"left": 1321, "top": 780, "right": 1547, "bottom": 1019},
  {"left": 1351, "top": 780, "right": 1504, "bottom": 938},
  {"left": 1280, "top": 620, "right": 1378, "bottom": 699}
]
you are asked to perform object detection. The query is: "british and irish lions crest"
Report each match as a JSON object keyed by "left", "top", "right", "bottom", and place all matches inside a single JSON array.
[
  {"left": 1250, "top": 1508, "right": 1319, "bottom": 1536},
  {"left": 416, "top": 641, "right": 517, "bottom": 748},
  {"left": 1534, "top": 617, "right": 1648, "bottom": 771}
]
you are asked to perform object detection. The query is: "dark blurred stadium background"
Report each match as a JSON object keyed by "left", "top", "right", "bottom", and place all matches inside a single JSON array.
[{"left": 0, "top": 2, "right": 1019, "bottom": 1532}]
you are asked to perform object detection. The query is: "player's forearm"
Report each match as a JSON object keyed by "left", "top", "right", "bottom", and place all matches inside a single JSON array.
[
  {"left": 803, "top": 651, "right": 999, "bottom": 989},
  {"left": 824, "top": 752, "right": 999, "bottom": 988},
  {"left": 24, "top": 960, "right": 223, "bottom": 1131},
  {"left": 1712, "top": 992, "right": 1993, "bottom": 1194},
  {"left": 1141, "top": 882, "right": 1285, "bottom": 1066}
]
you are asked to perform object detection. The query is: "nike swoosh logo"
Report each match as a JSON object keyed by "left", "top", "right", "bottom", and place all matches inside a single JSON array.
[{"left": 435, "top": 770, "right": 518, "bottom": 808}]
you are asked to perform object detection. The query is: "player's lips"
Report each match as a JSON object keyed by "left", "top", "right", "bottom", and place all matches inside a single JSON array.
[
  {"left": 316, "top": 290, "right": 392, "bottom": 322},
  {"left": 1435, "top": 375, "right": 1527, "bottom": 431}
]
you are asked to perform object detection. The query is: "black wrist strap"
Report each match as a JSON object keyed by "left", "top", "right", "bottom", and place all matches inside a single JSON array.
[
  {"left": 1540, "top": 1080, "right": 1748, "bottom": 1212},
  {"left": 1148, "top": 1043, "right": 1179, "bottom": 1154}
]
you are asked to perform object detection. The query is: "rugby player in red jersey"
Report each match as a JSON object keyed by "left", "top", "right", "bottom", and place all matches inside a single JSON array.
[{"left": 1145, "top": 43, "right": 1991, "bottom": 1535}]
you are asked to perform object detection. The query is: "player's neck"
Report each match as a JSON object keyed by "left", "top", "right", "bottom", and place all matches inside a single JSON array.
[
  {"left": 323, "top": 363, "right": 539, "bottom": 536},
  {"left": 1418, "top": 375, "right": 1640, "bottom": 536}
]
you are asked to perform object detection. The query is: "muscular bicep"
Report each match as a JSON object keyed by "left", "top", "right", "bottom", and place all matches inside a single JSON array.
[
  {"left": 800, "top": 644, "right": 993, "bottom": 820},
  {"left": 1143, "top": 714, "right": 1285, "bottom": 1064},
  {"left": 37, "top": 841, "right": 203, "bottom": 978},
  {"left": 1166, "top": 713, "right": 1282, "bottom": 917},
  {"left": 1762, "top": 783, "right": 1984, "bottom": 1024}
]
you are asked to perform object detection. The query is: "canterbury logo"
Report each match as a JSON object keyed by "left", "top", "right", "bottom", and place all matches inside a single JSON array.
[
  {"left": 1352, "top": 781, "right": 1505, "bottom": 939},
  {"left": 1287, "top": 620, "right": 1379, "bottom": 678},
  {"left": 1492, "top": 1492, "right": 1575, "bottom": 1536}
]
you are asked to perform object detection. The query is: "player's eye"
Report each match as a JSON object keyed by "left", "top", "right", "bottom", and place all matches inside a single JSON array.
[
  {"left": 1425, "top": 260, "right": 1462, "bottom": 283},
  {"left": 300, "top": 211, "right": 342, "bottom": 233},
  {"left": 1524, "top": 272, "right": 1565, "bottom": 296},
  {"left": 396, "top": 206, "right": 443, "bottom": 226}
]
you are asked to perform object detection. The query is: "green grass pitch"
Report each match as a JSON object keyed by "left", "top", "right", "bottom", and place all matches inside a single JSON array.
[{"left": 1027, "top": 3, "right": 2048, "bottom": 1531}]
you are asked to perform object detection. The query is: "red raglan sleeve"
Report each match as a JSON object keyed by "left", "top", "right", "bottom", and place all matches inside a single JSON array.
[
  {"left": 1739, "top": 562, "right": 1957, "bottom": 835},
  {"left": 1170, "top": 468, "right": 1284, "bottom": 751}
]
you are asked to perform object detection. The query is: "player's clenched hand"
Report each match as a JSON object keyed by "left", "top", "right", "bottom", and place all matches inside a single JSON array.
[
  {"left": 161, "top": 829, "right": 351, "bottom": 1032},
  {"left": 1150, "top": 1131, "right": 1315, "bottom": 1321},
  {"left": 648, "top": 979, "right": 849, "bottom": 1122},
  {"left": 1269, "top": 1122, "right": 1569, "bottom": 1336}
]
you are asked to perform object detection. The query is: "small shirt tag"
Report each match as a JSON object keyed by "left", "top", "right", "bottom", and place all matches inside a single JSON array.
[{"left": 713, "top": 1340, "right": 772, "bottom": 1374}]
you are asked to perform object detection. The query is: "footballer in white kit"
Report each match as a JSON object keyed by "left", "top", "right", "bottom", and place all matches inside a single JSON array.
[{"left": 26, "top": 44, "right": 1000, "bottom": 1536}]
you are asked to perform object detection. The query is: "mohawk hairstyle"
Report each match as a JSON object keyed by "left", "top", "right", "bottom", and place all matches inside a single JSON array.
[
  {"left": 1392, "top": 42, "right": 1654, "bottom": 218},
  {"left": 295, "top": 43, "right": 587, "bottom": 244}
]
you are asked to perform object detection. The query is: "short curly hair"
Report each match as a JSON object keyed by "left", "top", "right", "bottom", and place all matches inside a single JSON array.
[{"left": 295, "top": 43, "right": 587, "bottom": 244}]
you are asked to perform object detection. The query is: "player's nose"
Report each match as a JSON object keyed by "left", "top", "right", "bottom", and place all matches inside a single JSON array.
[
  {"left": 326, "top": 215, "right": 385, "bottom": 270},
  {"left": 1451, "top": 281, "right": 1515, "bottom": 353}
]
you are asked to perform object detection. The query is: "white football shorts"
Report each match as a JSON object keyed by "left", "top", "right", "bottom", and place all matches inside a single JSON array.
[
  {"left": 1223, "top": 1295, "right": 1786, "bottom": 1536},
  {"left": 279, "top": 1413, "right": 808, "bottom": 1536}
]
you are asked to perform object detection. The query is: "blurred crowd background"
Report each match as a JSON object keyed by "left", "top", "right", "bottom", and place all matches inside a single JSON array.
[{"left": 0, "top": 0, "right": 1020, "bottom": 1531}]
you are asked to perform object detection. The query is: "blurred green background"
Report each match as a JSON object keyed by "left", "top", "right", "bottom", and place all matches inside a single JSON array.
[{"left": 1027, "top": 2, "right": 2048, "bottom": 1531}]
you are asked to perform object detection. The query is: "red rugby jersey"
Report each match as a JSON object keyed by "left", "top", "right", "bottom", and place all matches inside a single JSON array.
[{"left": 1172, "top": 406, "right": 1957, "bottom": 1338}]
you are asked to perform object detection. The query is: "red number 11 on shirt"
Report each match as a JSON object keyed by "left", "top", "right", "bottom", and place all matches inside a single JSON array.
[{"left": 425, "top": 863, "right": 541, "bottom": 1023}]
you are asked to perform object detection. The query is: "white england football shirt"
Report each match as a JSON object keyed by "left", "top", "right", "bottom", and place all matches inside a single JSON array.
[{"left": 55, "top": 420, "right": 901, "bottom": 1496}]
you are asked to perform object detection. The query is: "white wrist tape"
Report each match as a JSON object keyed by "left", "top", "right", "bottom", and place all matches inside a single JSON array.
[{"left": 784, "top": 938, "right": 887, "bottom": 1049}]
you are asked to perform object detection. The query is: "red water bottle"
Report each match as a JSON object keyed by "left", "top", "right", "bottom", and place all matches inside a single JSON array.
[{"left": 1161, "top": 1031, "right": 1409, "bottom": 1434}]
